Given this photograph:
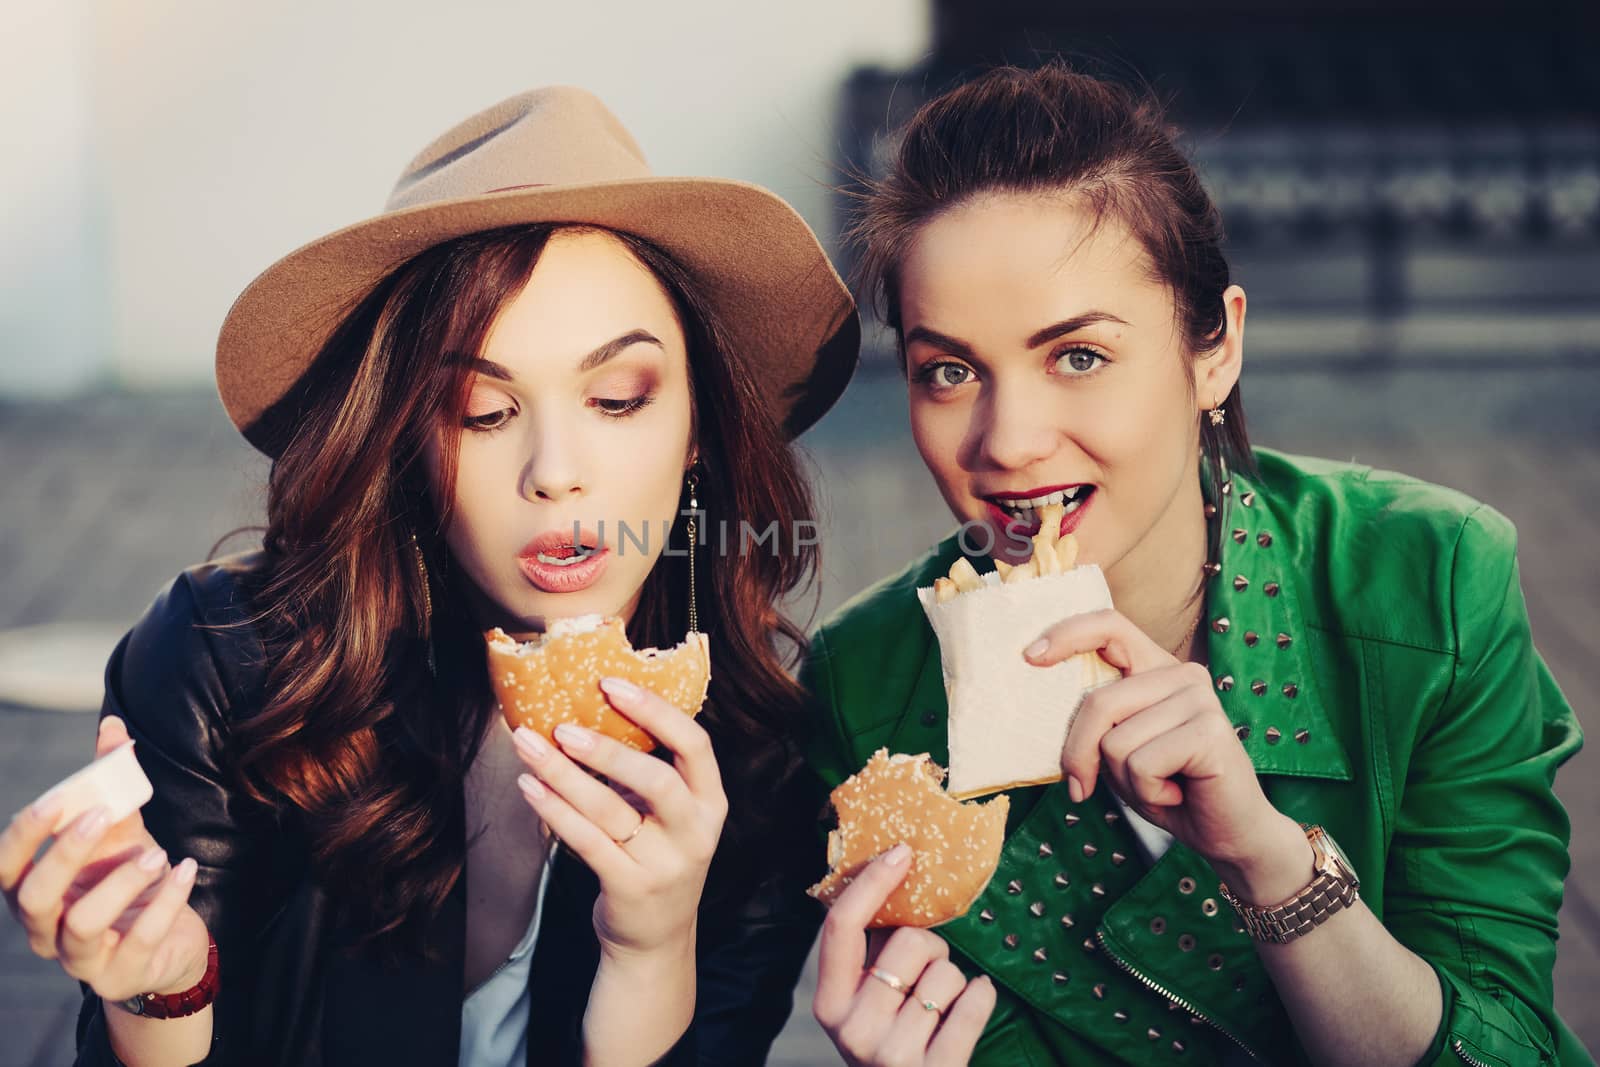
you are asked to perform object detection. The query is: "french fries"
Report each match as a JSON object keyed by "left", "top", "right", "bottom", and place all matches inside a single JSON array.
[
  {"left": 919, "top": 500, "right": 1122, "bottom": 799},
  {"left": 948, "top": 557, "right": 983, "bottom": 593},
  {"left": 1056, "top": 535, "right": 1079, "bottom": 571},
  {"left": 938, "top": 503, "right": 1082, "bottom": 595}
]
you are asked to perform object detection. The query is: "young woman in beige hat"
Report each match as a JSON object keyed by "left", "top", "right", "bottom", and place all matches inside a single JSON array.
[{"left": 0, "top": 87, "right": 857, "bottom": 1065}]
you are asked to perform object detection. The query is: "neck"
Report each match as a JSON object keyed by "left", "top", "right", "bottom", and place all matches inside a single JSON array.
[{"left": 1103, "top": 469, "right": 1209, "bottom": 663}]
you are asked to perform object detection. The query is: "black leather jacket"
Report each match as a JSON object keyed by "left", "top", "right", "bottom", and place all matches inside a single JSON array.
[{"left": 72, "top": 554, "right": 823, "bottom": 1066}]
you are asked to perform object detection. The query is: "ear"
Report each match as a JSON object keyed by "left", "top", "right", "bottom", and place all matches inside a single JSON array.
[{"left": 1193, "top": 285, "right": 1246, "bottom": 410}]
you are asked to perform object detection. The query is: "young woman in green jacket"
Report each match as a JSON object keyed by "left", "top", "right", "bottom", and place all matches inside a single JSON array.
[{"left": 802, "top": 64, "right": 1588, "bottom": 1066}]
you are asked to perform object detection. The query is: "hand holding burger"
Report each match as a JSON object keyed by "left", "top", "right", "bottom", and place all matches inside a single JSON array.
[{"left": 489, "top": 618, "right": 726, "bottom": 958}]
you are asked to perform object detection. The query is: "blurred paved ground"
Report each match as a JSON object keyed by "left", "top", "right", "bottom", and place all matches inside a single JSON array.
[{"left": 2, "top": 361, "right": 1597, "bottom": 1064}]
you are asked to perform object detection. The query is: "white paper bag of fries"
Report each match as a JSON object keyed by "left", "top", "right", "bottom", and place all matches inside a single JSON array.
[{"left": 916, "top": 505, "right": 1121, "bottom": 799}]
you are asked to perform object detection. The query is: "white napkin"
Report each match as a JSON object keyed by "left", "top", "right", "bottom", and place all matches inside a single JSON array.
[
  {"left": 38, "top": 740, "right": 154, "bottom": 834},
  {"left": 917, "top": 566, "right": 1117, "bottom": 799}
]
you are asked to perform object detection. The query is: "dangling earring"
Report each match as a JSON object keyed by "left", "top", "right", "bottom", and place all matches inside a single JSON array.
[
  {"left": 1208, "top": 405, "right": 1227, "bottom": 427},
  {"left": 684, "top": 471, "right": 700, "bottom": 634},
  {"left": 411, "top": 532, "right": 433, "bottom": 620},
  {"left": 411, "top": 531, "right": 436, "bottom": 675}
]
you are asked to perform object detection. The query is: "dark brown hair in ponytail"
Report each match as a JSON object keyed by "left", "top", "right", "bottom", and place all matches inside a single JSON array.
[
  {"left": 231, "top": 223, "right": 821, "bottom": 954},
  {"left": 849, "top": 61, "right": 1254, "bottom": 487}
]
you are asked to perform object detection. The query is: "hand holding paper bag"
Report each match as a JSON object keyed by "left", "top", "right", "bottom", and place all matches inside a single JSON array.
[{"left": 917, "top": 504, "right": 1121, "bottom": 798}]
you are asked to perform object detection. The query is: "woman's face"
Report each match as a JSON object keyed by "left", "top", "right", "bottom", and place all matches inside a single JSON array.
[
  {"left": 424, "top": 229, "right": 695, "bottom": 632},
  {"left": 897, "top": 192, "right": 1242, "bottom": 590}
]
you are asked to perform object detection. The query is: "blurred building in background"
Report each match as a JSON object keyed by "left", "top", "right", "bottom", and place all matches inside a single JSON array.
[{"left": 836, "top": 0, "right": 1600, "bottom": 367}]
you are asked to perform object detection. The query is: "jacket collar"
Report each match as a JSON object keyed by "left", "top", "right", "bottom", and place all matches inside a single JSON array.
[
  {"left": 1206, "top": 460, "right": 1352, "bottom": 781},
  {"left": 884, "top": 460, "right": 1353, "bottom": 782}
]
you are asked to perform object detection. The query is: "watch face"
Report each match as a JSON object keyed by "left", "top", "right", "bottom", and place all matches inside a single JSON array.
[{"left": 1312, "top": 826, "right": 1356, "bottom": 878}]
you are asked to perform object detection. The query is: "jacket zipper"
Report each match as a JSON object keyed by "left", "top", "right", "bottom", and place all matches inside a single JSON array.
[
  {"left": 1451, "top": 1039, "right": 1494, "bottom": 1067},
  {"left": 1094, "top": 929, "right": 1264, "bottom": 1062}
]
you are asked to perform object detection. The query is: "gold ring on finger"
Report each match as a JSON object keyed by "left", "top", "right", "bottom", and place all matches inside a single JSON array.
[
  {"left": 864, "top": 966, "right": 909, "bottom": 995},
  {"left": 614, "top": 819, "right": 645, "bottom": 846},
  {"left": 920, "top": 997, "right": 945, "bottom": 1013}
]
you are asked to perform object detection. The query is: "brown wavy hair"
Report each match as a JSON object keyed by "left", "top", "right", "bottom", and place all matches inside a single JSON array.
[
  {"left": 229, "top": 224, "right": 821, "bottom": 953},
  {"left": 848, "top": 61, "right": 1255, "bottom": 490}
]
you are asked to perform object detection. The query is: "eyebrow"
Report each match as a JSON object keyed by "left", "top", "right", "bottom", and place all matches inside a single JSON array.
[
  {"left": 465, "top": 329, "right": 665, "bottom": 382},
  {"left": 903, "top": 326, "right": 975, "bottom": 359},
  {"left": 577, "top": 329, "right": 664, "bottom": 372},
  {"left": 1024, "top": 312, "right": 1129, "bottom": 348},
  {"left": 904, "top": 312, "right": 1130, "bottom": 359}
]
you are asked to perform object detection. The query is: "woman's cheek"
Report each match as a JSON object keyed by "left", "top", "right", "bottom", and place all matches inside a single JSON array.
[
  {"left": 447, "top": 442, "right": 516, "bottom": 563},
  {"left": 909, "top": 404, "right": 965, "bottom": 498}
]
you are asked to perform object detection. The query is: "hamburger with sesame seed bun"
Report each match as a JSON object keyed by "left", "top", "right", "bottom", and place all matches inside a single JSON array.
[
  {"left": 485, "top": 616, "right": 710, "bottom": 751},
  {"left": 808, "top": 748, "right": 1009, "bottom": 928}
]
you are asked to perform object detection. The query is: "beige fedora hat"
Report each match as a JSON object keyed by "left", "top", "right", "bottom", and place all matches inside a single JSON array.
[{"left": 216, "top": 86, "right": 859, "bottom": 456}]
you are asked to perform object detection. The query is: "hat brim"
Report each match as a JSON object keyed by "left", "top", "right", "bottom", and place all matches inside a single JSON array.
[{"left": 216, "top": 177, "right": 860, "bottom": 455}]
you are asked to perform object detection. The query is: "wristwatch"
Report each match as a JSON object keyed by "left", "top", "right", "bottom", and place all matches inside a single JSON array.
[
  {"left": 1218, "top": 825, "right": 1360, "bottom": 944},
  {"left": 118, "top": 939, "right": 219, "bottom": 1019}
]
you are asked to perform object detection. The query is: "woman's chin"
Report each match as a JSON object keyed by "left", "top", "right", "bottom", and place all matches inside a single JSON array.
[{"left": 473, "top": 587, "right": 601, "bottom": 635}]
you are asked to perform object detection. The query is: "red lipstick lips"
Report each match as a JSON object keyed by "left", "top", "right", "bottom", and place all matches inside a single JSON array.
[
  {"left": 981, "top": 484, "right": 1096, "bottom": 542},
  {"left": 517, "top": 527, "right": 609, "bottom": 594}
]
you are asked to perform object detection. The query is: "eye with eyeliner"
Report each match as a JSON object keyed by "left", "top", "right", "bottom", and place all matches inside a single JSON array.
[
  {"left": 590, "top": 392, "right": 656, "bottom": 417},
  {"left": 1049, "top": 344, "right": 1108, "bottom": 376},
  {"left": 589, "top": 368, "right": 660, "bottom": 418},
  {"left": 463, "top": 407, "right": 514, "bottom": 434},
  {"left": 910, "top": 359, "right": 976, "bottom": 393}
]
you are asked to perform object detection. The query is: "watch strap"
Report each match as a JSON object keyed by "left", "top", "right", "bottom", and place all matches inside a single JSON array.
[{"left": 1219, "top": 826, "right": 1360, "bottom": 944}]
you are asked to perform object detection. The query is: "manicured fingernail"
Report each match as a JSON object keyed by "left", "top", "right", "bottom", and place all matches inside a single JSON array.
[
  {"left": 30, "top": 789, "right": 65, "bottom": 821},
  {"left": 174, "top": 858, "right": 197, "bottom": 886},
  {"left": 553, "top": 723, "right": 595, "bottom": 752},
  {"left": 599, "top": 677, "right": 641, "bottom": 703},
  {"left": 884, "top": 843, "right": 912, "bottom": 867},
  {"left": 513, "top": 726, "right": 551, "bottom": 760},
  {"left": 517, "top": 772, "right": 547, "bottom": 800},
  {"left": 139, "top": 846, "right": 168, "bottom": 872},
  {"left": 1067, "top": 776, "right": 1085, "bottom": 804},
  {"left": 1024, "top": 638, "right": 1049, "bottom": 660},
  {"left": 74, "top": 807, "right": 110, "bottom": 839}
]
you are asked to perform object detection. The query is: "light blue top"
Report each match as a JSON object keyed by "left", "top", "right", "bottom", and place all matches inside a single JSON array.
[{"left": 459, "top": 846, "right": 556, "bottom": 1067}]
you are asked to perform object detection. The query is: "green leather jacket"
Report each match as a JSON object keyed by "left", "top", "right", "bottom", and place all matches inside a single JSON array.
[{"left": 802, "top": 449, "right": 1589, "bottom": 1066}]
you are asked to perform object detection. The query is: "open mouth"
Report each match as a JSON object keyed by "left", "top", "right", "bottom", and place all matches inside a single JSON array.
[
  {"left": 518, "top": 528, "right": 610, "bottom": 594},
  {"left": 533, "top": 543, "right": 596, "bottom": 567},
  {"left": 986, "top": 485, "right": 1096, "bottom": 530},
  {"left": 521, "top": 527, "right": 601, "bottom": 563}
]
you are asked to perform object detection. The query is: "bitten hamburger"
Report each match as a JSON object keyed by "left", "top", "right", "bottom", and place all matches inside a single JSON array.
[
  {"left": 485, "top": 616, "right": 710, "bottom": 751},
  {"left": 808, "top": 748, "right": 1009, "bottom": 928}
]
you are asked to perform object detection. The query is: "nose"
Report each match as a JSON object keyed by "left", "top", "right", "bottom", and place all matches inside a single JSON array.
[
  {"left": 519, "top": 410, "right": 585, "bottom": 502},
  {"left": 969, "top": 378, "right": 1059, "bottom": 472}
]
